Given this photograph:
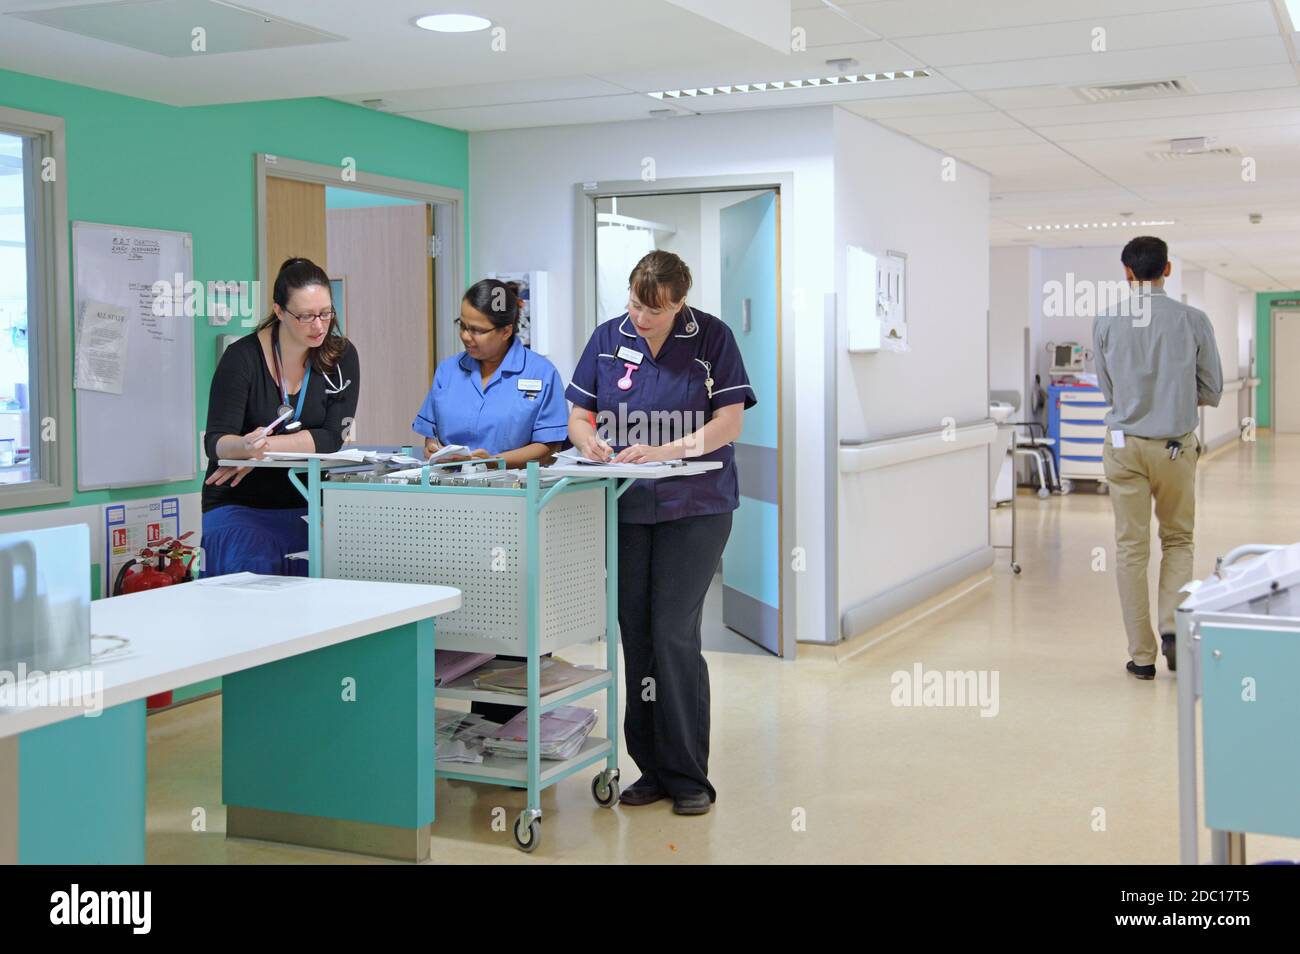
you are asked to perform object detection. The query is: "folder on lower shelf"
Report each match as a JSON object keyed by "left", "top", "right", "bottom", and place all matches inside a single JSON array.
[
  {"left": 471, "top": 657, "right": 598, "bottom": 695},
  {"left": 435, "top": 650, "right": 495, "bottom": 687},
  {"left": 483, "top": 706, "right": 597, "bottom": 761}
]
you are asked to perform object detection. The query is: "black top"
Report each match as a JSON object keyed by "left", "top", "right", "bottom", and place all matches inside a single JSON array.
[{"left": 202, "top": 331, "right": 360, "bottom": 512}]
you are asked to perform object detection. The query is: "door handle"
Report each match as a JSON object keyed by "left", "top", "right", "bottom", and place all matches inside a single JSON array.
[{"left": 742, "top": 297, "right": 751, "bottom": 333}]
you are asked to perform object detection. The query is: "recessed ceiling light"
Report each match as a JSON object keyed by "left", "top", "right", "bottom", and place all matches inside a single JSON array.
[{"left": 415, "top": 13, "right": 492, "bottom": 33}]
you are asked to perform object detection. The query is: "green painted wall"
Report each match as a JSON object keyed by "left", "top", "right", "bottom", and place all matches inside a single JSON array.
[
  {"left": 1, "top": 68, "right": 468, "bottom": 705},
  {"left": 1255, "top": 292, "right": 1300, "bottom": 429},
  {"left": 0, "top": 67, "right": 469, "bottom": 517}
]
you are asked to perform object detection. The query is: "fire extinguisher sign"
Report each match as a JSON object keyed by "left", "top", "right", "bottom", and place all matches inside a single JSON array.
[{"left": 103, "top": 496, "right": 183, "bottom": 598}]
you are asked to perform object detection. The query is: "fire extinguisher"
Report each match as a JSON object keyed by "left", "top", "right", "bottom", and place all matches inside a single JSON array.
[{"left": 112, "top": 532, "right": 198, "bottom": 709}]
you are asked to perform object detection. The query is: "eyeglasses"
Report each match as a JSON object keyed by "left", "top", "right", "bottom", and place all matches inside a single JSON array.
[
  {"left": 283, "top": 308, "right": 336, "bottom": 325},
  {"left": 455, "top": 318, "right": 503, "bottom": 338}
]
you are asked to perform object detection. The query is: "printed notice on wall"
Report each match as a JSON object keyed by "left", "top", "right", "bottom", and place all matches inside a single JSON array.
[{"left": 75, "top": 298, "right": 130, "bottom": 393}]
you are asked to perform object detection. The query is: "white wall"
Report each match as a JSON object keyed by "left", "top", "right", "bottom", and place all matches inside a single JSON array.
[
  {"left": 1183, "top": 266, "right": 1250, "bottom": 449},
  {"left": 470, "top": 107, "right": 835, "bottom": 644},
  {"left": 832, "top": 107, "right": 992, "bottom": 631},
  {"left": 989, "top": 245, "right": 1039, "bottom": 408}
]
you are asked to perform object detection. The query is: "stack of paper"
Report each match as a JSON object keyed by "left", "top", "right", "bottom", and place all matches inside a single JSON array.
[
  {"left": 484, "top": 706, "right": 598, "bottom": 761},
  {"left": 549, "top": 447, "right": 684, "bottom": 473},
  {"left": 472, "top": 657, "right": 597, "bottom": 696},
  {"left": 435, "top": 708, "right": 500, "bottom": 763}
]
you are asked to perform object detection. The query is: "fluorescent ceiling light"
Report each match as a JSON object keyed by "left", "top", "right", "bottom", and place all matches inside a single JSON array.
[
  {"left": 1024, "top": 219, "right": 1175, "bottom": 231},
  {"left": 647, "top": 69, "right": 928, "bottom": 100},
  {"left": 415, "top": 13, "right": 491, "bottom": 32}
]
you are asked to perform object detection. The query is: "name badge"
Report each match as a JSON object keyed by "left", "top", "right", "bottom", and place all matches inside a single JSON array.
[
  {"left": 616, "top": 346, "right": 643, "bottom": 365},
  {"left": 517, "top": 379, "right": 542, "bottom": 393}
]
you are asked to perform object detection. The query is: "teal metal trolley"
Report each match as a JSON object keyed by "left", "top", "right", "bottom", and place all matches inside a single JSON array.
[
  {"left": 251, "top": 455, "right": 625, "bottom": 854},
  {"left": 290, "top": 457, "right": 621, "bottom": 852},
  {"left": 226, "top": 453, "right": 717, "bottom": 852}
]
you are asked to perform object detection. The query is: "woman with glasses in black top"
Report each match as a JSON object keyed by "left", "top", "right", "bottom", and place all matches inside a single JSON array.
[{"left": 201, "top": 257, "right": 360, "bottom": 577}]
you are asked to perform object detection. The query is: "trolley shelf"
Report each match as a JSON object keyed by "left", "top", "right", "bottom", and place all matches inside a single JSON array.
[
  {"left": 437, "top": 669, "right": 614, "bottom": 710},
  {"left": 438, "top": 736, "right": 612, "bottom": 787}
]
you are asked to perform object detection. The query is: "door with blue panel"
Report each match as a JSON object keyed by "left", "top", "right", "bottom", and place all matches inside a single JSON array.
[{"left": 719, "top": 191, "right": 780, "bottom": 654}]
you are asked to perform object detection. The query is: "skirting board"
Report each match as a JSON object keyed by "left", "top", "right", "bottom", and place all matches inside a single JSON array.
[
  {"left": 838, "top": 545, "right": 994, "bottom": 642},
  {"left": 1203, "top": 431, "right": 1240, "bottom": 455}
]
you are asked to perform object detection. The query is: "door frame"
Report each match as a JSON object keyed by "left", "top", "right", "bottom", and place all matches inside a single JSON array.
[
  {"left": 1272, "top": 308, "right": 1300, "bottom": 433},
  {"left": 576, "top": 173, "right": 797, "bottom": 660},
  {"left": 254, "top": 154, "right": 466, "bottom": 369}
]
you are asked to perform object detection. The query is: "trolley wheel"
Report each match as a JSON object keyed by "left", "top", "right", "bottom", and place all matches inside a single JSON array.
[
  {"left": 1096, "top": 481, "right": 1109, "bottom": 495},
  {"left": 1037, "top": 486, "right": 1050, "bottom": 499},
  {"left": 1011, "top": 562, "right": 1022, "bottom": 575},
  {"left": 592, "top": 771, "right": 620, "bottom": 807},
  {"left": 1057, "top": 479, "right": 1073, "bottom": 495},
  {"left": 513, "top": 814, "right": 540, "bottom": 853}
]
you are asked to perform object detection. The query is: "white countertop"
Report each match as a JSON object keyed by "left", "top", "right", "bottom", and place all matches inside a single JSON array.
[{"left": 0, "top": 574, "right": 461, "bottom": 738}]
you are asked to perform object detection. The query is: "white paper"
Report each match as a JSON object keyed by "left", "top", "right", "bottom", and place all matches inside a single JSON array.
[
  {"left": 262, "top": 449, "right": 368, "bottom": 462},
  {"left": 75, "top": 299, "right": 130, "bottom": 393},
  {"left": 1111, "top": 430, "right": 1126, "bottom": 449},
  {"left": 426, "top": 443, "right": 469, "bottom": 463}
]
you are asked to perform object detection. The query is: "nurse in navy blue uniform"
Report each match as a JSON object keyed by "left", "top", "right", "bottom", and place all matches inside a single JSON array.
[
  {"left": 413, "top": 279, "right": 568, "bottom": 467},
  {"left": 566, "top": 251, "right": 755, "bottom": 815}
]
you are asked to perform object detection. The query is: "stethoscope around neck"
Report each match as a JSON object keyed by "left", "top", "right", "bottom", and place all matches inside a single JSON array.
[{"left": 271, "top": 323, "right": 351, "bottom": 431}]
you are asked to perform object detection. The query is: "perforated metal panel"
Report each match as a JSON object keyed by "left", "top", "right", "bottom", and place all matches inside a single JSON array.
[
  {"left": 322, "top": 486, "right": 606, "bottom": 655},
  {"left": 539, "top": 489, "right": 606, "bottom": 648}
]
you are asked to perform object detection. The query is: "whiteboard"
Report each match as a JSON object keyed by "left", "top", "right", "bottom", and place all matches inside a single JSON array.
[{"left": 73, "top": 222, "right": 196, "bottom": 490}]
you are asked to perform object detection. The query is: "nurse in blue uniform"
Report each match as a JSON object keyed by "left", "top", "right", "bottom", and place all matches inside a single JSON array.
[
  {"left": 414, "top": 278, "right": 568, "bottom": 724},
  {"left": 413, "top": 279, "right": 567, "bottom": 467},
  {"left": 566, "top": 251, "right": 755, "bottom": 815}
]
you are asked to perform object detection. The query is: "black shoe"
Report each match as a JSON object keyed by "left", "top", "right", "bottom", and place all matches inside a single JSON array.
[
  {"left": 1127, "top": 660, "right": 1156, "bottom": 680},
  {"left": 1162, "top": 634, "right": 1177, "bottom": 672},
  {"left": 619, "top": 778, "right": 667, "bottom": 807},
  {"left": 671, "top": 791, "right": 712, "bottom": 815}
]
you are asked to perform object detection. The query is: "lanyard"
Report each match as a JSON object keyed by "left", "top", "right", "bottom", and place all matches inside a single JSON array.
[{"left": 272, "top": 323, "right": 311, "bottom": 424}]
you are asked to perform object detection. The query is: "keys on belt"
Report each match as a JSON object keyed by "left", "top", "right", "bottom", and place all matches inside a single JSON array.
[{"left": 1166, "top": 440, "right": 1182, "bottom": 460}]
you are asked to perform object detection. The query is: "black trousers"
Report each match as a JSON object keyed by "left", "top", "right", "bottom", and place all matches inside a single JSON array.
[{"left": 618, "top": 511, "right": 732, "bottom": 801}]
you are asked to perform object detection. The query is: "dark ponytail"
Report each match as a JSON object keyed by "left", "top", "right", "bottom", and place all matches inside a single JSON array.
[
  {"left": 257, "top": 257, "right": 347, "bottom": 372},
  {"left": 463, "top": 278, "right": 522, "bottom": 334}
]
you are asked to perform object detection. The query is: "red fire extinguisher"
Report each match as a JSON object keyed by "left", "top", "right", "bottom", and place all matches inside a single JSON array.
[{"left": 113, "top": 532, "right": 198, "bottom": 709}]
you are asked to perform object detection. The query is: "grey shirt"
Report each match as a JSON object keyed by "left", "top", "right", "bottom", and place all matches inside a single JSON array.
[{"left": 1092, "top": 288, "right": 1223, "bottom": 439}]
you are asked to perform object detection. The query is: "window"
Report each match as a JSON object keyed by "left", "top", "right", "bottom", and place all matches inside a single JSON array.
[{"left": 0, "top": 107, "right": 70, "bottom": 509}]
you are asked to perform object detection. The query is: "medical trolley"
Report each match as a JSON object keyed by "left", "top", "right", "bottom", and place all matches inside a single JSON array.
[{"left": 247, "top": 453, "right": 719, "bottom": 853}]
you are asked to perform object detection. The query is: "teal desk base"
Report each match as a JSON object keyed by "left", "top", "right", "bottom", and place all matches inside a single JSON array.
[
  {"left": 2, "top": 701, "right": 146, "bottom": 864},
  {"left": 222, "top": 618, "right": 435, "bottom": 862}
]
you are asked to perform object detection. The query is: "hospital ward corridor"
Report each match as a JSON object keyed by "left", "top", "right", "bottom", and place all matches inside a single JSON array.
[{"left": 133, "top": 433, "right": 1294, "bottom": 865}]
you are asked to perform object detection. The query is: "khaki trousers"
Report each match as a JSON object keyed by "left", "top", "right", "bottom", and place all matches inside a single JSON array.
[{"left": 1102, "top": 430, "right": 1200, "bottom": 666}]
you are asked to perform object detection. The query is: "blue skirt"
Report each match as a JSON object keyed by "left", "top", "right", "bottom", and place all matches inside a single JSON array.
[{"left": 201, "top": 505, "right": 309, "bottom": 578}]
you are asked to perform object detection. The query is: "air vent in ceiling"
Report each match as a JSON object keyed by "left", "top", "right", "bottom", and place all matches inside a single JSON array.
[
  {"left": 1147, "top": 145, "right": 1241, "bottom": 161},
  {"left": 1074, "top": 78, "right": 1193, "bottom": 103},
  {"left": 7, "top": 0, "right": 345, "bottom": 58}
]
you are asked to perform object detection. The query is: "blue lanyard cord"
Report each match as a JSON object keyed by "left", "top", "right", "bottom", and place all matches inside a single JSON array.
[{"left": 272, "top": 325, "right": 312, "bottom": 423}]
